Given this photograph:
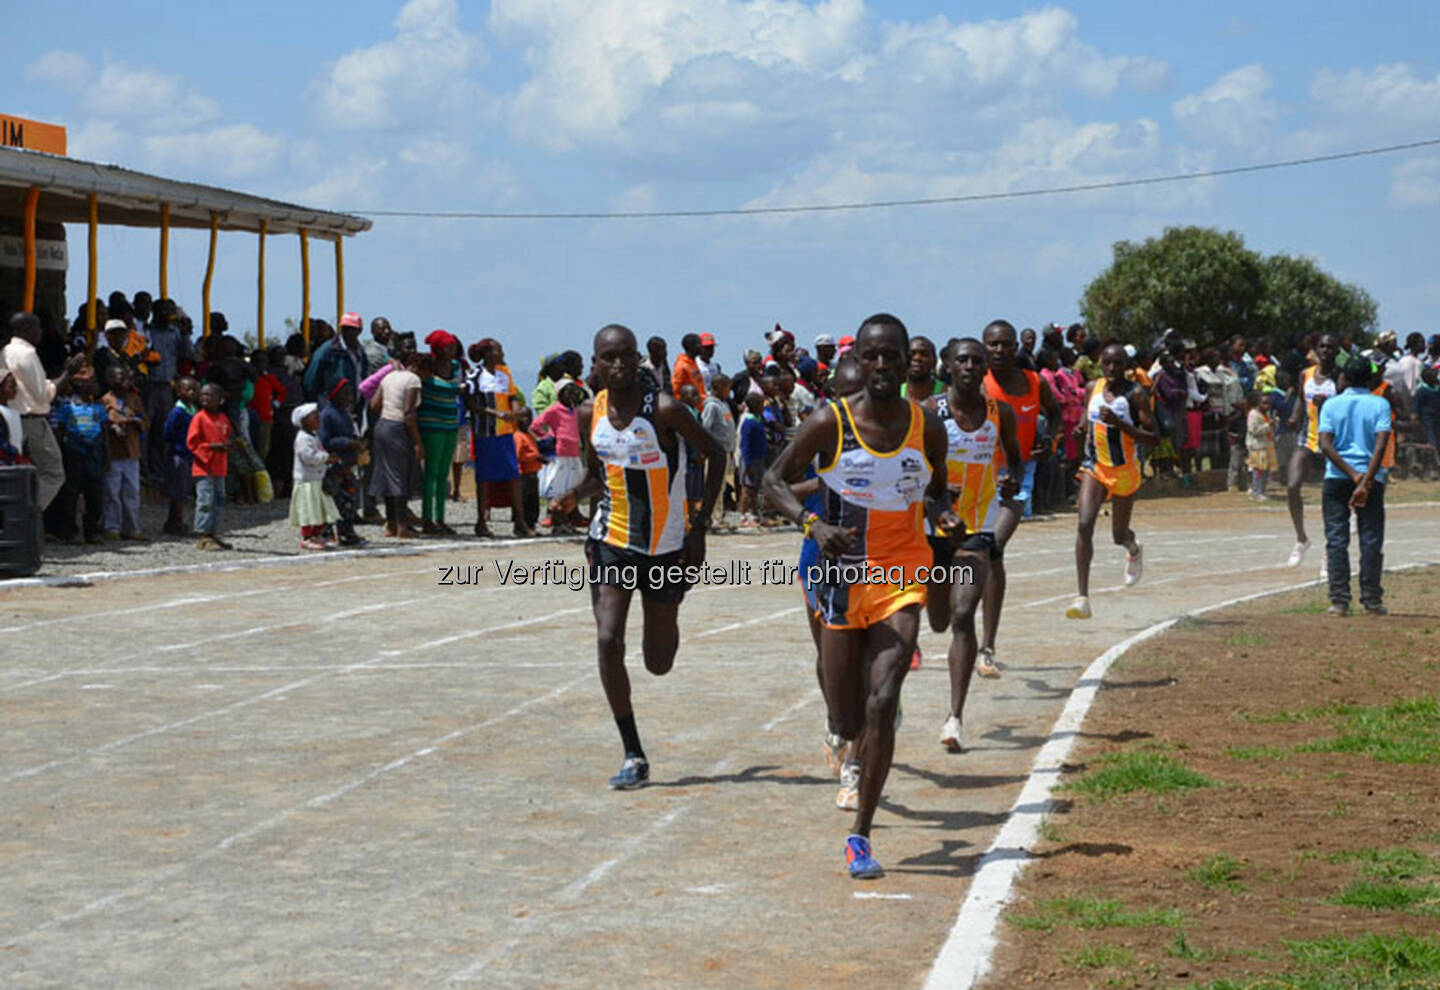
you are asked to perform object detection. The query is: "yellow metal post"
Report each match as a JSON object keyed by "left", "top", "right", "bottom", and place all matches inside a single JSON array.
[
  {"left": 87, "top": 193, "right": 98, "bottom": 346},
  {"left": 159, "top": 203, "right": 170, "bottom": 299},
  {"left": 300, "top": 228, "right": 311, "bottom": 349},
  {"left": 257, "top": 220, "right": 267, "bottom": 349},
  {"left": 21, "top": 186, "right": 39, "bottom": 313},
  {"left": 334, "top": 236, "right": 344, "bottom": 329},
  {"left": 202, "top": 212, "right": 218, "bottom": 337}
]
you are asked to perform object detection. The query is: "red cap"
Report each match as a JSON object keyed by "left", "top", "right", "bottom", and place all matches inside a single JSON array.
[
  {"left": 838, "top": 335, "right": 855, "bottom": 348},
  {"left": 699, "top": 332, "right": 716, "bottom": 346},
  {"left": 340, "top": 311, "right": 362, "bottom": 329}
]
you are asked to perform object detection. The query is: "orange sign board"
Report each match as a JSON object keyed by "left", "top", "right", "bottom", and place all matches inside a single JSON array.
[{"left": 1, "top": 114, "right": 67, "bottom": 156}]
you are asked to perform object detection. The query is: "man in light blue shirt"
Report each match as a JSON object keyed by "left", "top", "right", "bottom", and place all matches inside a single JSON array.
[{"left": 1317, "top": 353, "right": 1392, "bottom": 616}]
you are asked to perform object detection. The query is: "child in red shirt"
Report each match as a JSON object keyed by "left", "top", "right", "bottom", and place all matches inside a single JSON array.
[
  {"left": 513, "top": 407, "right": 542, "bottom": 533},
  {"left": 247, "top": 348, "right": 287, "bottom": 460},
  {"left": 187, "top": 382, "right": 234, "bottom": 550}
]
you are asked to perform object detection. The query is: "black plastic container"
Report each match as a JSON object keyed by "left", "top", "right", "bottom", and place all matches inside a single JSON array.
[{"left": 0, "top": 465, "right": 44, "bottom": 576}]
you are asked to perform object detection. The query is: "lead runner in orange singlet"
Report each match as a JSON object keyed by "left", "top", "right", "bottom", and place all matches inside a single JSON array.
[
  {"left": 765, "top": 314, "right": 958, "bottom": 880},
  {"left": 554, "top": 324, "right": 726, "bottom": 791}
]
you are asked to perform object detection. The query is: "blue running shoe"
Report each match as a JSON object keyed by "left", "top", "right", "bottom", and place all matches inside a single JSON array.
[
  {"left": 845, "top": 835, "right": 884, "bottom": 879},
  {"left": 608, "top": 756, "right": 649, "bottom": 790}
]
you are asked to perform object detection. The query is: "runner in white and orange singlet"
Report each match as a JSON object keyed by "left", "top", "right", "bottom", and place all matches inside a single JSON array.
[
  {"left": 1284, "top": 333, "right": 1339, "bottom": 569},
  {"left": 765, "top": 314, "right": 956, "bottom": 880},
  {"left": 922, "top": 338, "right": 1021, "bottom": 752}
]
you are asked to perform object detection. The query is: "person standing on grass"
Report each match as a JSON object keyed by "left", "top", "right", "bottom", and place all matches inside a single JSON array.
[
  {"left": 1067, "top": 343, "right": 1157, "bottom": 620},
  {"left": 1317, "top": 351, "right": 1392, "bottom": 617},
  {"left": 187, "top": 383, "right": 233, "bottom": 551}
]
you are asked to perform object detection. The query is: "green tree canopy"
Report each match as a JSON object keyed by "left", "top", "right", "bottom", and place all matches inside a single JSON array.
[
  {"left": 1078, "top": 226, "right": 1376, "bottom": 351},
  {"left": 1254, "top": 253, "right": 1377, "bottom": 348}
]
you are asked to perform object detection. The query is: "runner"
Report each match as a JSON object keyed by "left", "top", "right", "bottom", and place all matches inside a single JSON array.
[
  {"left": 1066, "top": 343, "right": 1158, "bottom": 619},
  {"left": 923, "top": 338, "right": 1022, "bottom": 752},
  {"left": 1284, "top": 333, "right": 1340, "bottom": 569},
  {"left": 764, "top": 314, "right": 957, "bottom": 879},
  {"left": 978, "top": 320, "right": 1060, "bottom": 675},
  {"left": 553, "top": 325, "right": 726, "bottom": 790}
]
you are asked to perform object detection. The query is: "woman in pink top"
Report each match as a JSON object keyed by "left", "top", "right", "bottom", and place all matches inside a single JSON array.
[
  {"left": 1039, "top": 347, "right": 1086, "bottom": 461},
  {"left": 531, "top": 379, "right": 585, "bottom": 531}
]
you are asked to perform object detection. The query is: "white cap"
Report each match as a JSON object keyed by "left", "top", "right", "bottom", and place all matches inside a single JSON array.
[
  {"left": 104, "top": 318, "right": 128, "bottom": 333},
  {"left": 291, "top": 402, "right": 319, "bottom": 428},
  {"left": 814, "top": 333, "right": 836, "bottom": 347}
]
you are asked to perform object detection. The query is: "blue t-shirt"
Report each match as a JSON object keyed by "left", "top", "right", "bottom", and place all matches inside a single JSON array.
[
  {"left": 54, "top": 398, "right": 107, "bottom": 448},
  {"left": 1317, "top": 387, "right": 1391, "bottom": 482}
]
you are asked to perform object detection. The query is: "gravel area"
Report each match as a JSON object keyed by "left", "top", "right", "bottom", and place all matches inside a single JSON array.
[{"left": 28, "top": 487, "right": 574, "bottom": 580}]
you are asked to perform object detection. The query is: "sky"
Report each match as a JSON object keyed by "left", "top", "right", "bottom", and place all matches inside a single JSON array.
[{"left": 12, "top": 0, "right": 1440, "bottom": 379}]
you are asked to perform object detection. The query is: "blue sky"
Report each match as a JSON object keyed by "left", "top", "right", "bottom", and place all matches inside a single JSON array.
[{"left": 13, "top": 0, "right": 1440, "bottom": 379}]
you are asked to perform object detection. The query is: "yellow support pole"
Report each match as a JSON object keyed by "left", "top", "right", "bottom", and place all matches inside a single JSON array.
[
  {"left": 159, "top": 202, "right": 170, "bottom": 299},
  {"left": 334, "top": 236, "right": 344, "bottom": 329},
  {"left": 21, "top": 186, "right": 39, "bottom": 313},
  {"left": 300, "top": 228, "right": 311, "bottom": 349},
  {"left": 257, "top": 220, "right": 267, "bottom": 350},
  {"left": 202, "top": 212, "right": 218, "bottom": 337},
  {"left": 87, "top": 193, "right": 98, "bottom": 347}
]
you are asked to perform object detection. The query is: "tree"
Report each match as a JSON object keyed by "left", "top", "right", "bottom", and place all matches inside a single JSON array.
[
  {"left": 1254, "top": 253, "right": 1377, "bottom": 348},
  {"left": 1079, "top": 226, "right": 1264, "bottom": 347}
]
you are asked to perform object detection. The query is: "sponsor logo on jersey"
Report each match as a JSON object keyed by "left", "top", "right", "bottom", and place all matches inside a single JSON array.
[
  {"left": 641, "top": 451, "right": 661, "bottom": 465},
  {"left": 844, "top": 477, "right": 871, "bottom": 488}
]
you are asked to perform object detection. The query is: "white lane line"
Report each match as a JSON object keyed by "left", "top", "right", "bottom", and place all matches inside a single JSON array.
[
  {"left": 2, "top": 606, "right": 592, "bottom": 783},
  {"left": 922, "top": 560, "right": 1437, "bottom": 990},
  {"left": 763, "top": 687, "right": 821, "bottom": 732},
  {"left": 0, "top": 535, "right": 582, "bottom": 590},
  {"left": 7, "top": 594, "right": 767, "bottom": 944},
  {"left": 0, "top": 587, "right": 279, "bottom": 635},
  {"left": 855, "top": 892, "right": 914, "bottom": 900}
]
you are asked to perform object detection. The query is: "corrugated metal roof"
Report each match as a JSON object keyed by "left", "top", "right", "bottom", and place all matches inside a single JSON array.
[{"left": 0, "top": 146, "right": 370, "bottom": 238}]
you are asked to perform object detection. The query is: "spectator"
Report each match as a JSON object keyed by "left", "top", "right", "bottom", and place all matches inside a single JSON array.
[
  {"left": 248, "top": 348, "right": 286, "bottom": 460},
  {"left": 91, "top": 319, "right": 137, "bottom": 388},
  {"left": 187, "top": 382, "right": 233, "bottom": 550},
  {"left": 513, "top": 407, "right": 542, "bottom": 534},
  {"left": 319, "top": 380, "right": 366, "bottom": 548},
  {"left": 304, "top": 311, "right": 369, "bottom": 407},
  {"left": 143, "top": 298, "right": 191, "bottom": 479},
  {"left": 813, "top": 334, "right": 837, "bottom": 375},
  {"left": 1317, "top": 352, "right": 1392, "bottom": 615},
  {"left": 162, "top": 376, "right": 199, "bottom": 535},
  {"left": 289, "top": 402, "right": 340, "bottom": 550},
  {"left": 1246, "top": 391, "right": 1277, "bottom": 501},
  {"left": 673, "top": 333, "right": 708, "bottom": 401},
  {"left": 0, "top": 371, "right": 21, "bottom": 464},
  {"left": 418, "top": 331, "right": 463, "bottom": 535},
  {"left": 696, "top": 332, "right": 721, "bottom": 392},
  {"left": 736, "top": 391, "right": 767, "bottom": 528},
  {"left": 639, "top": 336, "right": 671, "bottom": 395},
  {"left": 700, "top": 374, "right": 736, "bottom": 528},
  {"left": 729, "top": 349, "right": 766, "bottom": 417},
  {"left": 464, "top": 338, "right": 532, "bottom": 538},
  {"left": 100, "top": 364, "right": 148, "bottom": 540},
  {"left": 531, "top": 352, "right": 567, "bottom": 414},
  {"left": 369, "top": 351, "right": 424, "bottom": 540},
  {"left": 5, "top": 313, "right": 83, "bottom": 516},
  {"left": 532, "top": 379, "right": 585, "bottom": 533},
  {"left": 363, "top": 316, "right": 392, "bottom": 372},
  {"left": 1073, "top": 337, "right": 1102, "bottom": 382},
  {"left": 266, "top": 345, "right": 302, "bottom": 499},
  {"left": 51, "top": 371, "right": 108, "bottom": 544},
  {"left": 1018, "top": 327, "right": 1038, "bottom": 371},
  {"left": 766, "top": 325, "right": 797, "bottom": 378}
]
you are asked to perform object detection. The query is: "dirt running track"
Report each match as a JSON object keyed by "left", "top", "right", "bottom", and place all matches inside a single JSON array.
[{"left": 0, "top": 500, "right": 1434, "bottom": 989}]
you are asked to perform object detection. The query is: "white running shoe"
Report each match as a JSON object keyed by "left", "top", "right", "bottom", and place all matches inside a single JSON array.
[
  {"left": 939, "top": 715, "right": 964, "bottom": 752},
  {"left": 836, "top": 762, "right": 860, "bottom": 811},
  {"left": 823, "top": 732, "right": 849, "bottom": 777},
  {"left": 1066, "top": 596, "right": 1092, "bottom": 620},
  {"left": 975, "top": 647, "right": 1001, "bottom": 679},
  {"left": 1287, "top": 539, "right": 1310, "bottom": 568},
  {"left": 1319, "top": 557, "right": 1329, "bottom": 582},
  {"left": 1124, "top": 545, "right": 1143, "bottom": 587}
]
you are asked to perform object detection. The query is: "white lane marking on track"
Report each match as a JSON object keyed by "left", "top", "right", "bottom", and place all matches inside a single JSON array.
[
  {"left": 854, "top": 892, "right": 914, "bottom": 900},
  {"left": 1, "top": 605, "right": 593, "bottom": 783},
  {"left": 560, "top": 805, "right": 691, "bottom": 900},
  {"left": 4, "top": 589, "right": 734, "bottom": 943},
  {"left": 763, "top": 687, "right": 821, "bottom": 732},
  {"left": 446, "top": 939, "right": 523, "bottom": 983},
  {"left": 0, "top": 587, "right": 278, "bottom": 635},
  {"left": 922, "top": 559, "right": 1437, "bottom": 990},
  {"left": 695, "top": 606, "right": 801, "bottom": 637}
]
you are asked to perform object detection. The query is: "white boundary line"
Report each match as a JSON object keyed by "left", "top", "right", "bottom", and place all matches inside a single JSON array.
[{"left": 922, "top": 559, "right": 1437, "bottom": 990}]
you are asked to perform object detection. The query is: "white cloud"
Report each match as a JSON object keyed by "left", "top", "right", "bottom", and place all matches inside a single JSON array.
[
  {"left": 398, "top": 138, "right": 470, "bottom": 172},
  {"left": 142, "top": 125, "right": 285, "bottom": 180},
  {"left": 67, "top": 119, "right": 127, "bottom": 163},
  {"left": 25, "top": 50, "right": 91, "bottom": 91},
  {"left": 1311, "top": 63, "right": 1440, "bottom": 129},
  {"left": 314, "top": 0, "right": 483, "bottom": 130},
  {"left": 293, "top": 160, "right": 391, "bottom": 209},
  {"left": 80, "top": 63, "right": 222, "bottom": 131},
  {"left": 1172, "top": 64, "right": 1276, "bottom": 147},
  {"left": 1389, "top": 157, "right": 1440, "bottom": 207}
]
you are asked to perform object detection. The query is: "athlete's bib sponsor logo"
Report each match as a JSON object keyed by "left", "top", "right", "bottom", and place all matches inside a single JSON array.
[
  {"left": 844, "top": 477, "right": 871, "bottom": 488},
  {"left": 641, "top": 451, "right": 661, "bottom": 465}
]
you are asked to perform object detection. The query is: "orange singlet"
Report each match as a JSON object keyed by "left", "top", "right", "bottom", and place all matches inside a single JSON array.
[{"left": 984, "top": 369, "right": 1040, "bottom": 466}]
